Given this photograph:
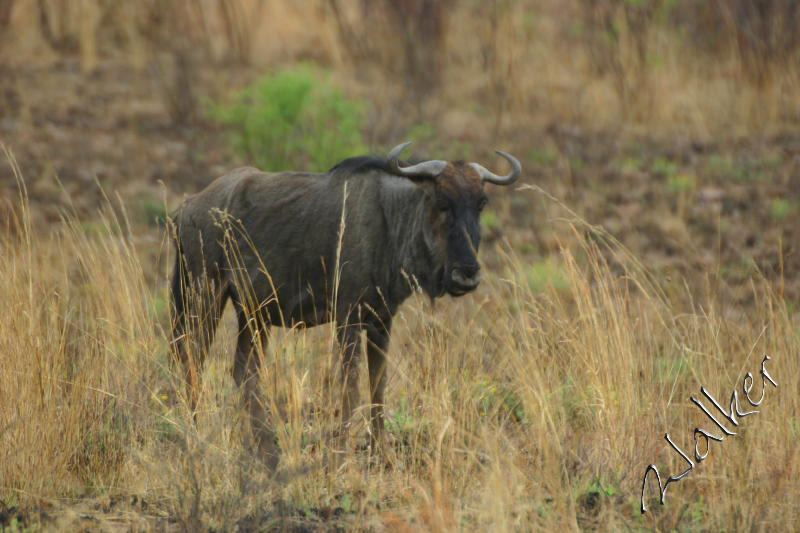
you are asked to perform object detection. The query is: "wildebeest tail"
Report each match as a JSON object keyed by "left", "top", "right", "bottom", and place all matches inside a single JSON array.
[{"left": 169, "top": 223, "right": 188, "bottom": 348}]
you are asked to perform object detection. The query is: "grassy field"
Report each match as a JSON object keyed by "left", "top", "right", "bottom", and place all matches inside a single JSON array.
[
  {"left": 2, "top": 156, "right": 797, "bottom": 530},
  {"left": 1, "top": 1, "right": 799, "bottom": 531}
]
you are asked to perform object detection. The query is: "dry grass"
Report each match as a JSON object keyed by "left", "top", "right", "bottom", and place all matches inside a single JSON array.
[
  {"left": 1, "top": 153, "right": 797, "bottom": 531},
  {"left": 1, "top": 2, "right": 799, "bottom": 530},
  {"left": 3, "top": 1, "right": 800, "bottom": 140}
]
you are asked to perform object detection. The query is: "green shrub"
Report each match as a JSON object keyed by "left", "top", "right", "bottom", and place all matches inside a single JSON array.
[
  {"left": 213, "top": 66, "right": 366, "bottom": 172},
  {"left": 770, "top": 198, "right": 794, "bottom": 220}
]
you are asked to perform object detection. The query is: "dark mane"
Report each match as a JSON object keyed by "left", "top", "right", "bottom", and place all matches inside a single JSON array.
[{"left": 329, "top": 155, "right": 394, "bottom": 176}]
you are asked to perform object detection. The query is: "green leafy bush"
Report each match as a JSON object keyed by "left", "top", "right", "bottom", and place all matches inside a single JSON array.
[{"left": 213, "top": 66, "right": 366, "bottom": 172}]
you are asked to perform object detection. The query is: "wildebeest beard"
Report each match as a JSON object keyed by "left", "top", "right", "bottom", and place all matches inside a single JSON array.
[
  {"left": 376, "top": 175, "right": 448, "bottom": 303},
  {"left": 417, "top": 260, "right": 447, "bottom": 303}
]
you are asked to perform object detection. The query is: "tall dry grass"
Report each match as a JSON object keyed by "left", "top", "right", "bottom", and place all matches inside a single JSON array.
[{"left": 1, "top": 154, "right": 797, "bottom": 530}]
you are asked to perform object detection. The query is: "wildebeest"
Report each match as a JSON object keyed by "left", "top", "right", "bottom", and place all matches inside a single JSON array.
[{"left": 170, "top": 142, "right": 521, "bottom": 467}]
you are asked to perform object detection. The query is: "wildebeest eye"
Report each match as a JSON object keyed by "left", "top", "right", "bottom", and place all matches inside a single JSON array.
[{"left": 478, "top": 198, "right": 488, "bottom": 211}]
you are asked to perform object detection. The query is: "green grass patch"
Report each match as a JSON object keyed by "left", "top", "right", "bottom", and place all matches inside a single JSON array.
[
  {"left": 131, "top": 195, "right": 168, "bottom": 227},
  {"left": 480, "top": 211, "right": 499, "bottom": 231},
  {"left": 666, "top": 173, "right": 695, "bottom": 194},
  {"left": 654, "top": 353, "right": 690, "bottom": 384},
  {"left": 528, "top": 148, "right": 558, "bottom": 167},
  {"left": 473, "top": 376, "right": 526, "bottom": 424},
  {"left": 769, "top": 198, "right": 794, "bottom": 220},
  {"left": 651, "top": 156, "right": 679, "bottom": 177},
  {"left": 526, "top": 257, "right": 570, "bottom": 293},
  {"left": 385, "top": 395, "right": 416, "bottom": 441}
]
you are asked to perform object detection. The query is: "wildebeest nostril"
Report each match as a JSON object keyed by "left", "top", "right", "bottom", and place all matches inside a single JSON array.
[
  {"left": 451, "top": 267, "right": 481, "bottom": 287},
  {"left": 454, "top": 263, "right": 481, "bottom": 279}
]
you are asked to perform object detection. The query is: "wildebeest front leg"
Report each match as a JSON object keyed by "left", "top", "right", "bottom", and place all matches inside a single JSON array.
[
  {"left": 337, "top": 325, "right": 362, "bottom": 442},
  {"left": 234, "top": 308, "right": 279, "bottom": 470},
  {"left": 366, "top": 318, "right": 391, "bottom": 449}
]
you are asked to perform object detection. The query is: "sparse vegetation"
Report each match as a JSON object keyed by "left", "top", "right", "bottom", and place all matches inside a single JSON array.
[
  {"left": 2, "top": 172, "right": 796, "bottom": 530},
  {"left": 770, "top": 198, "right": 794, "bottom": 220},
  {"left": 524, "top": 257, "right": 571, "bottom": 293}
]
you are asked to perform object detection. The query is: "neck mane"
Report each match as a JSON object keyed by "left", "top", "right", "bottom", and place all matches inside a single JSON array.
[{"left": 377, "top": 175, "right": 439, "bottom": 301}]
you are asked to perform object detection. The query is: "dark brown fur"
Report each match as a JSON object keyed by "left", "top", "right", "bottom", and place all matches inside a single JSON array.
[{"left": 170, "top": 155, "right": 489, "bottom": 467}]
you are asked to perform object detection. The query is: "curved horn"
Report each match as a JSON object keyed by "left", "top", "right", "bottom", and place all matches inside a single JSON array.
[
  {"left": 387, "top": 141, "right": 447, "bottom": 178},
  {"left": 469, "top": 150, "right": 522, "bottom": 186},
  {"left": 387, "top": 141, "right": 412, "bottom": 161}
]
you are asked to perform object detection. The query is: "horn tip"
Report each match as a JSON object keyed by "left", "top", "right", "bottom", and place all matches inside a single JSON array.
[
  {"left": 495, "top": 149, "right": 522, "bottom": 169},
  {"left": 388, "top": 141, "right": 412, "bottom": 160}
]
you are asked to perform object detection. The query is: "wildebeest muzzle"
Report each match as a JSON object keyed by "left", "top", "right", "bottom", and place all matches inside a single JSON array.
[{"left": 446, "top": 262, "right": 481, "bottom": 296}]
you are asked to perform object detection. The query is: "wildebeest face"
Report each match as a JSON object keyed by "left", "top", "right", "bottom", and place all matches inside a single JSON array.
[
  {"left": 387, "top": 141, "right": 520, "bottom": 299},
  {"left": 431, "top": 163, "right": 487, "bottom": 297}
]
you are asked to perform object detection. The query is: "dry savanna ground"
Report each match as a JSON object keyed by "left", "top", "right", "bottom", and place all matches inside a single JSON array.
[
  {"left": 1, "top": 1, "right": 800, "bottom": 531},
  {"left": 2, "top": 154, "right": 798, "bottom": 531}
]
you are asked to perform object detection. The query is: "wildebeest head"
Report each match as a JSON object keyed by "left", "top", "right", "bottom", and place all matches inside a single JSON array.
[{"left": 387, "top": 142, "right": 521, "bottom": 297}]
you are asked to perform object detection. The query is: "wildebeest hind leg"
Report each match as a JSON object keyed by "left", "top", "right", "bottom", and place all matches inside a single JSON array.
[
  {"left": 170, "top": 270, "right": 228, "bottom": 416},
  {"left": 234, "top": 306, "right": 279, "bottom": 470}
]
